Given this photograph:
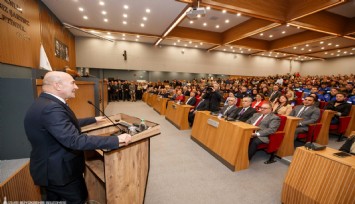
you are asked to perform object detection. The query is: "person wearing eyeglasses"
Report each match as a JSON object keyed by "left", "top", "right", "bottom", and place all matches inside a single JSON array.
[
  {"left": 289, "top": 96, "right": 320, "bottom": 139},
  {"left": 246, "top": 102, "right": 281, "bottom": 160},
  {"left": 228, "top": 97, "right": 256, "bottom": 122}
]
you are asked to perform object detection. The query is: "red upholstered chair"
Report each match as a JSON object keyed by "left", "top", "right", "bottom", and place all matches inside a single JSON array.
[
  {"left": 295, "top": 91, "right": 303, "bottom": 99},
  {"left": 297, "top": 110, "right": 323, "bottom": 142},
  {"left": 257, "top": 115, "right": 287, "bottom": 164},
  {"left": 296, "top": 98, "right": 303, "bottom": 105},
  {"left": 319, "top": 101, "right": 328, "bottom": 109},
  {"left": 329, "top": 116, "right": 352, "bottom": 141},
  {"left": 235, "top": 98, "right": 241, "bottom": 107}
]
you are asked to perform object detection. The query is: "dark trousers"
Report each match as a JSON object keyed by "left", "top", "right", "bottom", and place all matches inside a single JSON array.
[
  {"left": 44, "top": 177, "right": 88, "bottom": 204},
  {"left": 248, "top": 137, "right": 264, "bottom": 160}
]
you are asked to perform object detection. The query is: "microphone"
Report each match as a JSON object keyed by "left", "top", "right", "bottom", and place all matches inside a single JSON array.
[{"left": 87, "top": 100, "right": 124, "bottom": 133}]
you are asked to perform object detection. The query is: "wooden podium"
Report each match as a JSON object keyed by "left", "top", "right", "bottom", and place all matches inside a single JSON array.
[{"left": 81, "top": 114, "right": 160, "bottom": 204}]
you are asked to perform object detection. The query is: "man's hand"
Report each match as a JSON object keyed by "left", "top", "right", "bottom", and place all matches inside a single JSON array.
[
  {"left": 118, "top": 133, "right": 132, "bottom": 146},
  {"left": 95, "top": 116, "right": 106, "bottom": 122}
]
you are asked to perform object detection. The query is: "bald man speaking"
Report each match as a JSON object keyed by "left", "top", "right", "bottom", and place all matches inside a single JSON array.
[{"left": 24, "top": 71, "right": 131, "bottom": 203}]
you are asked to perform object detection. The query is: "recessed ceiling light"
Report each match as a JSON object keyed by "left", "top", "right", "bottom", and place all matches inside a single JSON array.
[
  {"left": 308, "top": 49, "right": 312, "bottom": 52},
  {"left": 293, "top": 47, "right": 297, "bottom": 49},
  {"left": 337, "top": 54, "right": 340, "bottom": 56},
  {"left": 206, "top": 6, "right": 211, "bottom": 10},
  {"left": 301, "top": 48, "right": 304, "bottom": 50},
  {"left": 200, "top": 42, "right": 203, "bottom": 45},
  {"left": 107, "top": 32, "right": 111, "bottom": 35},
  {"left": 239, "top": 48, "right": 242, "bottom": 50},
  {"left": 337, "top": 50, "right": 341, "bottom": 52},
  {"left": 233, "top": 50, "right": 235, "bottom": 52},
  {"left": 320, "top": 41, "right": 324, "bottom": 44},
  {"left": 123, "top": 14, "right": 127, "bottom": 18},
  {"left": 237, "top": 13, "right": 241, "bottom": 16},
  {"left": 286, "top": 24, "right": 290, "bottom": 27},
  {"left": 321, "top": 47, "right": 325, "bottom": 49},
  {"left": 174, "top": 43, "right": 176, "bottom": 46},
  {"left": 143, "top": 17, "right": 147, "bottom": 21},
  {"left": 136, "top": 35, "right": 140, "bottom": 38},
  {"left": 328, "top": 43, "right": 332, "bottom": 46},
  {"left": 122, "top": 34, "right": 125, "bottom": 36},
  {"left": 223, "top": 49, "right": 226, "bottom": 51},
  {"left": 197, "top": 14, "right": 201, "bottom": 18},
  {"left": 184, "top": 44, "right": 187, "bottom": 47},
  {"left": 122, "top": 38, "right": 125, "bottom": 40},
  {"left": 241, "top": 51, "right": 244, "bottom": 53},
  {"left": 104, "top": 18, "right": 108, "bottom": 22},
  {"left": 102, "top": 11, "right": 107, "bottom": 15},
  {"left": 99, "top": 1, "right": 105, "bottom": 6},
  {"left": 335, "top": 44, "right": 339, "bottom": 47},
  {"left": 225, "top": 19, "right": 229, "bottom": 23},
  {"left": 140, "top": 23, "right": 145, "bottom": 27},
  {"left": 262, "top": 54, "right": 264, "bottom": 55},
  {"left": 146, "top": 8, "right": 151, "bottom": 13},
  {"left": 230, "top": 46, "right": 233, "bottom": 49},
  {"left": 325, "top": 52, "right": 328, "bottom": 54},
  {"left": 215, "top": 25, "right": 220, "bottom": 28},
  {"left": 269, "top": 35, "right": 273, "bottom": 38},
  {"left": 222, "top": 10, "right": 227, "bottom": 13},
  {"left": 352, "top": 48, "right": 355, "bottom": 50},
  {"left": 260, "top": 33, "right": 264, "bottom": 36},
  {"left": 248, "top": 49, "right": 251, "bottom": 51},
  {"left": 83, "top": 16, "right": 88, "bottom": 20},
  {"left": 189, "top": 41, "right": 192, "bottom": 44},
  {"left": 306, "top": 44, "right": 309, "bottom": 47},
  {"left": 283, "top": 54, "right": 286, "bottom": 56},
  {"left": 189, "top": 21, "right": 193, "bottom": 24},
  {"left": 297, "top": 26, "right": 300, "bottom": 29},
  {"left": 90, "top": 30, "right": 98, "bottom": 33},
  {"left": 203, "top": 22, "right": 207, "bottom": 26},
  {"left": 123, "top": 5, "right": 129, "bottom": 9},
  {"left": 177, "top": 40, "right": 180, "bottom": 42},
  {"left": 344, "top": 51, "right": 347, "bottom": 54},
  {"left": 79, "top": 7, "right": 84, "bottom": 12},
  {"left": 282, "top": 31, "right": 286, "bottom": 34},
  {"left": 135, "top": 39, "right": 139, "bottom": 41},
  {"left": 350, "top": 53, "right": 354, "bottom": 55},
  {"left": 195, "top": 45, "right": 198, "bottom": 48},
  {"left": 331, "top": 53, "right": 334, "bottom": 55},
  {"left": 123, "top": 21, "right": 127, "bottom": 24}
]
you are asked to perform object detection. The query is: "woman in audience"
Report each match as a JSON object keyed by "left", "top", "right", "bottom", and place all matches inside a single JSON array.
[
  {"left": 285, "top": 89, "right": 296, "bottom": 106},
  {"left": 272, "top": 95, "right": 292, "bottom": 116},
  {"left": 251, "top": 93, "right": 265, "bottom": 111}
]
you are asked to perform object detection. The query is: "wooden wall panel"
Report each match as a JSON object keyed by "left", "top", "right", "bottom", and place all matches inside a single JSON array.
[
  {"left": 0, "top": 0, "right": 40, "bottom": 68},
  {"left": 39, "top": 3, "right": 76, "bottom": 70},
  {"left": 0, "top": 0, "right": 75, "bottom": 70}
]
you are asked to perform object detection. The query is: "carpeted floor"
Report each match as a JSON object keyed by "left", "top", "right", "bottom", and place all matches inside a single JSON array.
[{"left": 105, "top": 101, "right": 344, "bottom": 204}]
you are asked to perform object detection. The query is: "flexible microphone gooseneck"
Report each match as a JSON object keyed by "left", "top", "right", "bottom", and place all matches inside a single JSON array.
[{"left": 87, "top": 100, "right": 124, "bottom": 133}]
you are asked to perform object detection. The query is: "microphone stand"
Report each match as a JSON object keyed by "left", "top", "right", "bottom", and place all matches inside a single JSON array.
[{"left": 87, "top": 100, "right": 124, "bottom": 134}]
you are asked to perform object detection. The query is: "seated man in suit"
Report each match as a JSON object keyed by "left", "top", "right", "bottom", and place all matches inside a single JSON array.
[
  {"left": 289, "top": 96, "right": 320, "bottom": 139},
  {"left": 324, "top": 92, "right": 352, "bottom": 124},
  {"left": 218, "top": 97, "right": 238, "bottom": 119},
  {"left": 228, "top": 97, "right": 256, "bottom": 122},
  {"left": 246, "top": 102, "right": 281, "bottom": 160},
  {"left": 185, "top": 91, "right": 197, "bottom": 106},
  {"left": 188, "top": 95, "right": 209, "bottom": 127},
  {"left": 269, "top": 85, "right": 282, "bottom": 103}
]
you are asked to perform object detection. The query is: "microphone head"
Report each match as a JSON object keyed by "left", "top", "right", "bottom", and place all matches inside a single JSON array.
[{"left": 87, "top": 100, "right": 93, "bottom": 105}]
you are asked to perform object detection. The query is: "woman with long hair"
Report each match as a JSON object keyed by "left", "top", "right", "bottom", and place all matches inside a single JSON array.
[{"left": 272, "top": 95, "right": 292, "bottom": 116}]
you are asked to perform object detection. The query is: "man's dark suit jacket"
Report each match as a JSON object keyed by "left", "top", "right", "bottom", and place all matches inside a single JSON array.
[
  {"left": 324, "top": 100, "right": 352, "bottom": 117},
  {"left": 246, "top": 113, "right": 281, "bottom": 143},
  {"left": 269, "top": 91, "right": 281, "bottom": 102},
  {"left": 228, "top": 106, "right": 256, "bottom": 122},
  {"left": 24, "top": 93, "right": 119, "bottom": 186},
  {"left": 185, "top": 96, "right": 197, "bottom": 106},
  {"left": 219, "top": 105, "right": 238, "bottom": 118}
]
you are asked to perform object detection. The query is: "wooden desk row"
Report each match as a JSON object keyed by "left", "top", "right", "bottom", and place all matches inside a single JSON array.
[{"left": 282, "top": 147, "right": 355, "bottom": 204}]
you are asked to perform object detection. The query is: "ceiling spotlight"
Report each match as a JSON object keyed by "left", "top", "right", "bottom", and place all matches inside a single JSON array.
[
  {"left": 203, "top": 22, "right": 207, "bottom": 26},
  {"left": 140, "top": 23, "right": 145, "bottom": 27},
  {"left": 215, "top": 25, "right": 220, "bottom": 28},
  {"left": 123, "top": 21, "right": 127, "bottom": 24},
  {"left": 282, "top": 31, "right": 286, "bottom": 34},
  {"left": 324, "top": 52, "right": 328, "bottom": 54},
  {"left": 189, "top": 21, "right": 193, "bottom": 24},
  {"left": 136, "top": 35, "right": 140, "bottom": 38},
  {"left": 321, "top": 47, "right": 324, "bottom": 49},
  {"left": 102, "top": 11, "right": 107, "bottom": 15},
  {"left": 237, "top": 13, "right": 241, "bottom": 16},
  {"left": 143, "top": 17, "right": 147, "bottom": 21},
  {"left": 293, "top": 47, "right": 297, "bottom": 49},
  {"left": 123, "top": 5, "right": 129, "bottom": 9},
  {"left": 320, "top": 41, "right": 324, "bottom": 44},
  {"left": 301, "top": 48, "right": 304, "bottom": 50},
  {"left": 146, "top": 8, "right": 151, "bottom": 13},
  {"left": 269, "top": 35, "right": 273, "bottom": 38},
  {"left": 344, "top": 51, "right": 347, "bottom": 54},
  {"left": 99, "top": 1, "right": 105, "bottom": 6},
  {"left": 335, "top": 44, "right": 339, "bottom": 47},
  {"left": 197, "top": 14, "right": 201, "bottom": 18},
  {"left": 195, "top": 45, "right": 198, "bottom": 48},
  {"left": 308, "top": 49, "right": 312, "bottom": 52},
  {"left": 177, "top": 40, "right": 180, "bottom": 42},
  {"left": 135, "top": 39, "right": 139, "bottom": 41},
  {"left": 260, "top": 33, "right": 264, "bottom": 36},
  {"left": 286, "top": 24, "right": 290, "bottom": 27},
  {"left": 200, "top": 42, "right": 203, "bottom": 45},
  {"left": 122, "top": 38, "right": 125, "bottom": 40},
  {"left": 337, "top": 50, "right": 341, "bottom": 52},
  {"left": 225, "top": 19, "right": 229, "bottom": 23},
  {"left": 173, "top": 43, "right": 176, "bottom": 46},
  {"left": 79, "top": 7, "right": 84, "bottom": 12},
  {"left": 123, "top": 14, "right": 127, "bottom": 18},
  {"left": 83, "top": 16, "right": 88, "bottom": 20},
  {"left": 107, "top": 32, "right": 111, "bottom": 35},
  {"left": 222, "top": 10, "right": 227, "bottom": 13},
  {"left": 223, "top": 49, "right": 226, "bottom": 51},
  {"left": 328, "top": 43, "right": 332, "bottom": 46},
  {"left": 206, "top": 6, "right": 211, "bottom": 10},
  {"left": 306, "top": 44, "right": 309, "bottom": 47},
  {"left": 122, "top": 34, "right": 125, "bottom": 36},
  {"left": 189, "top": 41, "right": 192, "bottom": 44},
  {"left": 104, "top": 18, "right": 108, "bottom": 22}
]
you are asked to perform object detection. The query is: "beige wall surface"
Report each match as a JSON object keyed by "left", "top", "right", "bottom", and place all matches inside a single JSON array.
[
  {"left": 300, "top": 56, "right": 355, "bottom": 76},
  {"left": 76, "top": 37, "right": 301, "bottom": 76}
]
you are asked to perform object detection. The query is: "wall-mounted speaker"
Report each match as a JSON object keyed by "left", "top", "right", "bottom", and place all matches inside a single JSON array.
[{"left": 123, "top": 50, "right": 127, "bottom": 61}]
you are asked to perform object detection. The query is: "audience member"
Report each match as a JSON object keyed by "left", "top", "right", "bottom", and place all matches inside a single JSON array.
[{"left": 229, "top": 97, "right": 256, "bottom": 122}]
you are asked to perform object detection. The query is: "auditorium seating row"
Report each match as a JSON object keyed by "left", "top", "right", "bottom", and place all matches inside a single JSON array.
[{"left": 142, "top": 92, "right": 355, "bottom": 171}]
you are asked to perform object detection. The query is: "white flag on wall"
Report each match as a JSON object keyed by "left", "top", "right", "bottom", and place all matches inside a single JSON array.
[{"left": 39, "top": 44, "right": 52, "bottom": 71}]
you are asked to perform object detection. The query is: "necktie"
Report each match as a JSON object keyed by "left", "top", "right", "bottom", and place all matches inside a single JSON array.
[
  {"left": 254, "top": 115, "right": 265, "bottom": 126},
  {"left": 186, "top": 97, "right": 191, "bottom": 105},
  {"left": 296, "top": 106, "right": 307, "bottom": 117},
  {"left": 239, "top": 108, "right": 246, "bottom": 116}
]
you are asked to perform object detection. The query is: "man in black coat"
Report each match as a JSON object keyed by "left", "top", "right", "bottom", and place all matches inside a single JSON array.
[
  {"left": 24, "top": 71, "right": 131, "bottom": 203},
  {"left": 324, "top": 92, "right": 352, "bottom": 124},
  {"left": 228, "top": 97, "right": 256, "bottom": 122}
]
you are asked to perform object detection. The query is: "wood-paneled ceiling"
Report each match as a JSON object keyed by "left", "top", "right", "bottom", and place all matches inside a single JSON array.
[{"left": 42, "top": 0, "right": 355, "bottom": 62}]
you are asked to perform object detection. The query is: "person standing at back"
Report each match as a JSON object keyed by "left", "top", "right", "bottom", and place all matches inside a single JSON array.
[{"left": 24, "top": 71, "right": 132, "bottom": 203}]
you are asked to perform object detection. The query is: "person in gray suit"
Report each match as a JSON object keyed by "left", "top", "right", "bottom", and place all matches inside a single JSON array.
[
  {"left": 289, "top": 96, "right": 320, "bottom": 139},
  {"left": 218, "top": 97, "right": 238, "bottom": 119},
  {"left": 246, "top": 102, "right": 281, "bottom": 160}
]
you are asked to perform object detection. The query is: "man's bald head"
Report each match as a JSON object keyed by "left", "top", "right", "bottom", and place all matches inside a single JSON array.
[{"left": 42, "top": 71, "right": 78, "bottom": 100}]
